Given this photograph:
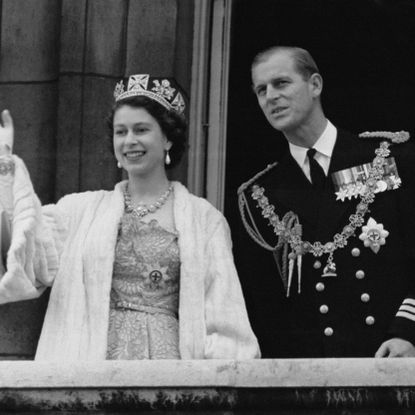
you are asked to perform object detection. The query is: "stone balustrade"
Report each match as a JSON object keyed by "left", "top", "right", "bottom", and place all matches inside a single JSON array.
[{"left": 1, "top": 358, "right": 415, "bottom": 413}]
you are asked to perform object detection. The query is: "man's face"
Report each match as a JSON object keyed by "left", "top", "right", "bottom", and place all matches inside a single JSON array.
[{"left": 252, "top": 51, "right": 320, "bottom": 135}]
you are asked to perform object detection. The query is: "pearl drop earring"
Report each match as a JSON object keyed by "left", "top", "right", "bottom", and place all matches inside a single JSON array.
[{"left": 165, "top": 150, "right": 171, "bottom": 165}]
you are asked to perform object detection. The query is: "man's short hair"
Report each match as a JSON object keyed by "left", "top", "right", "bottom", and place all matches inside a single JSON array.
[{"left": 251, "top": 46, "right": 320, "bottom": 80}]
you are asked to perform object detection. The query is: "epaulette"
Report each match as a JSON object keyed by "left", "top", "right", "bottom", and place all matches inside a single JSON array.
[{"left": 358, "top": 130, "right": 410, "bottom": 144}]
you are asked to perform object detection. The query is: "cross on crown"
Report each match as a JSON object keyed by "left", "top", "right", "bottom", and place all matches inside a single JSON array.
[{"left": 113, "top": 74, "right": 185, "bottom": 114}]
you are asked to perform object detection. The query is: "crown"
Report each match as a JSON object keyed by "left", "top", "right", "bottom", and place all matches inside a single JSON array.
[{"left": 113, "top": 74, "right": 185, "bottom": 114}]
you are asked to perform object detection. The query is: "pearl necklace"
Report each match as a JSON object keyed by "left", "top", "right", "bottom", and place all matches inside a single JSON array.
[{"left": 123, "top": 183, "right": 173, "bottom": 218}]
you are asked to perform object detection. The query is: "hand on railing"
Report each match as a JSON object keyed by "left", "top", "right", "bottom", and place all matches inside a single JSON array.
[
  {"left": 0, "top": 110, "right": 14, "bottom": 156},
  {"left": 375, "top": 338, "right": 415, "bottom": 358}
]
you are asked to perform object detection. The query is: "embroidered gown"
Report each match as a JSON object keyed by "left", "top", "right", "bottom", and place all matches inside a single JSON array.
[{"left": 106, "top": 211, "right": 181, "bottom": 360}]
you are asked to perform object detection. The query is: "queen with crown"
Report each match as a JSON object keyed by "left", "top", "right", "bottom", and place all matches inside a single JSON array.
[{"left": 0, "top": 74, "right": 260, "bottom": 361}]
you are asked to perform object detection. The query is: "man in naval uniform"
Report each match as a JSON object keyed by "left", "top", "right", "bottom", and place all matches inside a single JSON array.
[{"left": 237, "top": 46, "right": 415, "bottom": 358}]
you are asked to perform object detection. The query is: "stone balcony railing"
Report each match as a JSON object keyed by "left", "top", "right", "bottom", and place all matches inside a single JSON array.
[{"left": 1, "top": 359, "right": 415, "bottom": 413}]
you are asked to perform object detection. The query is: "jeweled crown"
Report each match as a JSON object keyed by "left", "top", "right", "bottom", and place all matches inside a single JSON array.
[{"left": 113, "top": 74, "right": 185, "bottom": 114}]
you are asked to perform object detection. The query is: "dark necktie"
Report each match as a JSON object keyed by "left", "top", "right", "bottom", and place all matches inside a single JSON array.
[{"left": 307, "top": 148, "right": 326, "bottom": 189}]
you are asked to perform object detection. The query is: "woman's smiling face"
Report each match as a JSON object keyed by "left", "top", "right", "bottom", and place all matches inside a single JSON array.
[{"left": 113, "top": 105, "right": 171, "bottom": 178}]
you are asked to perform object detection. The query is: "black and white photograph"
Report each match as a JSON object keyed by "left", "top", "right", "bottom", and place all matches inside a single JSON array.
[{"left": 1, "top": 0, "right": 415, "bottom": 413}]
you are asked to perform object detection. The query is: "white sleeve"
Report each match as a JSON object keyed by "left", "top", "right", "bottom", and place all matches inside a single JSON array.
[
  {"left": 0, "top": 155, "right": 68, "bottom": 304},
  {"left": 203, "top": 215, "right": 261, "bottom": 359}
]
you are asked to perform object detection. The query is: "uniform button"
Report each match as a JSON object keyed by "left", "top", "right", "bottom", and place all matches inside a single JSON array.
[
  {"left": 319, "top": 304, "right": 329, "bottom": 314},
  {"left": 365, "top": 316, "right": 375, "bottom": 326},
  {"left": 324, "top": 327, "right": 334, "bottom": 336},
  {"left": 355, "top": 270, "right": 365, "bottom": 279},
  {"left": 361, "top": 293, "right": 370, "bottom": 303},
  {"left": 316, "top": 282, "right": 325, "bottom": 292},
  {"left": 313, "top": 260, "right": 322, "bottom": 269},
  {"left": 351, "top": 248, "right": 360, "bottom": 257}
]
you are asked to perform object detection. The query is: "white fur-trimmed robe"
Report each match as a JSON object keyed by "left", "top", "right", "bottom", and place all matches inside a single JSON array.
[{"left": 0, "top": 156, "right": 260, "bottom": 361}]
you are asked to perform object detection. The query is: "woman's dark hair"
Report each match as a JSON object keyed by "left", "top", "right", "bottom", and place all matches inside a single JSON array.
[{"left": 106, "top": 95, "right": 187, "bottom": 169}]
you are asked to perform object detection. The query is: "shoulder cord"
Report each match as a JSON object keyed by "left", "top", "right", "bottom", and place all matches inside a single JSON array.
[
  {"left": 238, "top": 190, "right": 277, "bottom": 252},
  {"left": 237, "top": 162, "right": 279, "bottom": 252},
  {"left": 237, "top": 162, "right": 299, "bottom": 290}
]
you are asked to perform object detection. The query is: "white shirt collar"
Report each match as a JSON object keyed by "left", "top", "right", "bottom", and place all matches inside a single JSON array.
[{"left": 288, "top": 120, "right": 337, "bottom": 177}]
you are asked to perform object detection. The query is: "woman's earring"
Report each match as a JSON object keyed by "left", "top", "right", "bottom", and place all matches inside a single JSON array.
[
  {"left": 117, "top": 161, "right": 121, "bottom": 168},
  {"left": 165, "top": 150, "right": 171, "bottom": 165}
]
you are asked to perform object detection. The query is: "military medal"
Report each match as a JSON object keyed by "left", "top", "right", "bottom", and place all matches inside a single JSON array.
[
  {"left": 332, "top": 157, "right": 401, "bottom": 202},
  {"left": 238, "top": 130, "right": 409, "bottom": 297},
  {"left": 359, "top": 217, "right": 389, "bottom": 254}
]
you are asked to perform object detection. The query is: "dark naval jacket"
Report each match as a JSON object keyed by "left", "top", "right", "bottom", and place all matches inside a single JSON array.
[{"left": 236, "top": 129, "right": 415, "bottom": 358}]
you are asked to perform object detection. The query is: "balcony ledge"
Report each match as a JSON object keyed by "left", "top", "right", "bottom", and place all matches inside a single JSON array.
[{"left": 1, "top": 358, "right": 415, "bottom": 412}]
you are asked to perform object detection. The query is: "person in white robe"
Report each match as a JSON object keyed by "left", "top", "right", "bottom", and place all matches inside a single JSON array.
[{"left": 0, "top": 74, "right": 260, "bottom": 361}]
